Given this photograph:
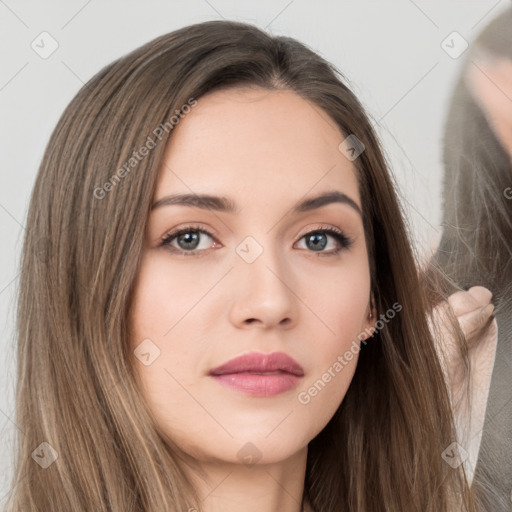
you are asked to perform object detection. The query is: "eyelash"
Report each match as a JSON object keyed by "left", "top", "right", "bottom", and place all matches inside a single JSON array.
[{"left": 160, "top": 224, "right": 353, "bottom": 257}]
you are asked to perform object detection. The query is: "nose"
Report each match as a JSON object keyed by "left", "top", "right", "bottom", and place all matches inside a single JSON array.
[{"left": 228, "top": 243, "right": 299, "bottom": 330}]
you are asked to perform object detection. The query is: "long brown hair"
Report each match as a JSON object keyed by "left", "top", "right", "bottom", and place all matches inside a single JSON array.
[{"left": 6, "top": 20, "right": 479, "bottom": 511}]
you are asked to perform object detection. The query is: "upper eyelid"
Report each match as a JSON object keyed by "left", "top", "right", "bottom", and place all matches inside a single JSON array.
[
  {"left": 161, "top": 225, "right": 217, "bottom": 242},
  {"left": 161, "top": 224, "right": 345, "bottom": 238}
]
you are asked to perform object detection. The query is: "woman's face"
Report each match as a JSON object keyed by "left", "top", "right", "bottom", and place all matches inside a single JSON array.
[{"left": 129, "top": 87, "right": 374, "bottom": 465}]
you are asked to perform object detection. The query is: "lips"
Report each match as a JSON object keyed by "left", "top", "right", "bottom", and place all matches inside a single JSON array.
[
  {"left": 209, "top": 351, "right": 304, "bottom": 377},
  {"left": 209, "top": 351, "right": 304, "bottom": 396}
]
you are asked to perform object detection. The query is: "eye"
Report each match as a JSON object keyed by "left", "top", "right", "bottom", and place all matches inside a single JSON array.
[
  {"left": 295, "top": 226, "right": 353, "bottom": 256},
  {"left": 161, "top": 225, "right": 219, "bottom": 256},
  {"left": 160, "top": 224, "right": 353, "bottom": 257}
]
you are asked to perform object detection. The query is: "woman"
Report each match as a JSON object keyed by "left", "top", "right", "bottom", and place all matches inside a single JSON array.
[
  {"left": 429, "top": 7, "right": 512, "bottom": 510},
  {"left": 6, "top": 20, "right": 481, "bottom": 511}
]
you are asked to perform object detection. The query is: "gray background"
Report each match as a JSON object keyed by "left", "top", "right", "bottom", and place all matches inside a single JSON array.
[{"left": 1, "top": 0, "right": 511, "bottom": 503}]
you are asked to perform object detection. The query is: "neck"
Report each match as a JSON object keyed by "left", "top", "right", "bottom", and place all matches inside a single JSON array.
[{"left": 182, "top": 445, "right": 309, "bottom": 512}]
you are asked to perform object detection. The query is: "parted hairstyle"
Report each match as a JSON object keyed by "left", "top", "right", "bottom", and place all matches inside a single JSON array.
[{"left": 6, "top": 19, "right": 480, "bottom": 511}]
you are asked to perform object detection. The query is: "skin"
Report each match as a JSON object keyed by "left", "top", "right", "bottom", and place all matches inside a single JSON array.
[
  {"left": 128, "top": 87, "right": 376, "bottom": 512},
  {"left": 465, "top": 52, "right": 512, "bottom": 161}
]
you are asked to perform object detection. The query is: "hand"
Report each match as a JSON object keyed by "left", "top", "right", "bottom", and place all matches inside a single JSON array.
[
  {"left": 431, "top": 286, "right": 497, "bottom": 430},
  {"left": 465, "top": 52, "right": 512, "bottom": 161}
]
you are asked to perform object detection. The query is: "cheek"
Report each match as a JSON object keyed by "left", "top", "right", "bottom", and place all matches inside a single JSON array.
[
  {"left": 128, "top": 256, "right": 202, "bottom": 409},
  {"left": 292, "top": 260, "right": 371, "bottom": 427},
  {"left": 303, "top": 257, "right": 371, "bottom": 342},
  {"left": 129, "top": 272, "right": 206, "bottom": 444},
  {"left": 129, "top": 252, "right": 214, "bottom": 351}
]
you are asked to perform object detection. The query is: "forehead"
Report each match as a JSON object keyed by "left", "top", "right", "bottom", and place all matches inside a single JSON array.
[{"left": 154, "top": 87, "right": 361, "bottom": 210}]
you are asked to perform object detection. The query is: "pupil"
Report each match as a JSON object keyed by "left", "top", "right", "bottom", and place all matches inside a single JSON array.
[
  {"left": 179, "top": 232, "right": 199, "bottom": 250},
  {"left": 308, "top": 233, "right": 326, "bottom": 251}
]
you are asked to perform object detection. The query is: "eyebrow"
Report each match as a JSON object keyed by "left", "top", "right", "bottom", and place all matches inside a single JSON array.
[{"left": 151, "top": 190, "right": 362, "bottom": 216}]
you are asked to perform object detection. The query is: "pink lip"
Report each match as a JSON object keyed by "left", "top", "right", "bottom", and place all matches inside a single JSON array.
[{"left": 209, "top": 351, "right": 304, "bottom": 397}]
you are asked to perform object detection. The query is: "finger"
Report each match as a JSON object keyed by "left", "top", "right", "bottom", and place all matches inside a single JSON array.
[
  {"left": 466, "top": 286, "right": 493, "bottom": 305},
  {"left": 456, "top": 303, "right": 495, "bottom": 342},
  {"left": 447, "top": 288, "right": 492, "bottom": 317}
]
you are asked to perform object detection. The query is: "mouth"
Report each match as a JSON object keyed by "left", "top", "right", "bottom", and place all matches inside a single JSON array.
[{"left": 208, "top": 351, "right": 304, "bottom": 397}]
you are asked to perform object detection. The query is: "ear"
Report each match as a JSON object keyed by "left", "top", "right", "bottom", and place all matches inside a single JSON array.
[{"left": 360, "top": 295, "right": 377, "bottom": 340}]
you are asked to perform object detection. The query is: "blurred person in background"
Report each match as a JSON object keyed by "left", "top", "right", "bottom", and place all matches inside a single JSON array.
[{"left": 428, "top": 6, "right": 512, "bottom": 511}]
